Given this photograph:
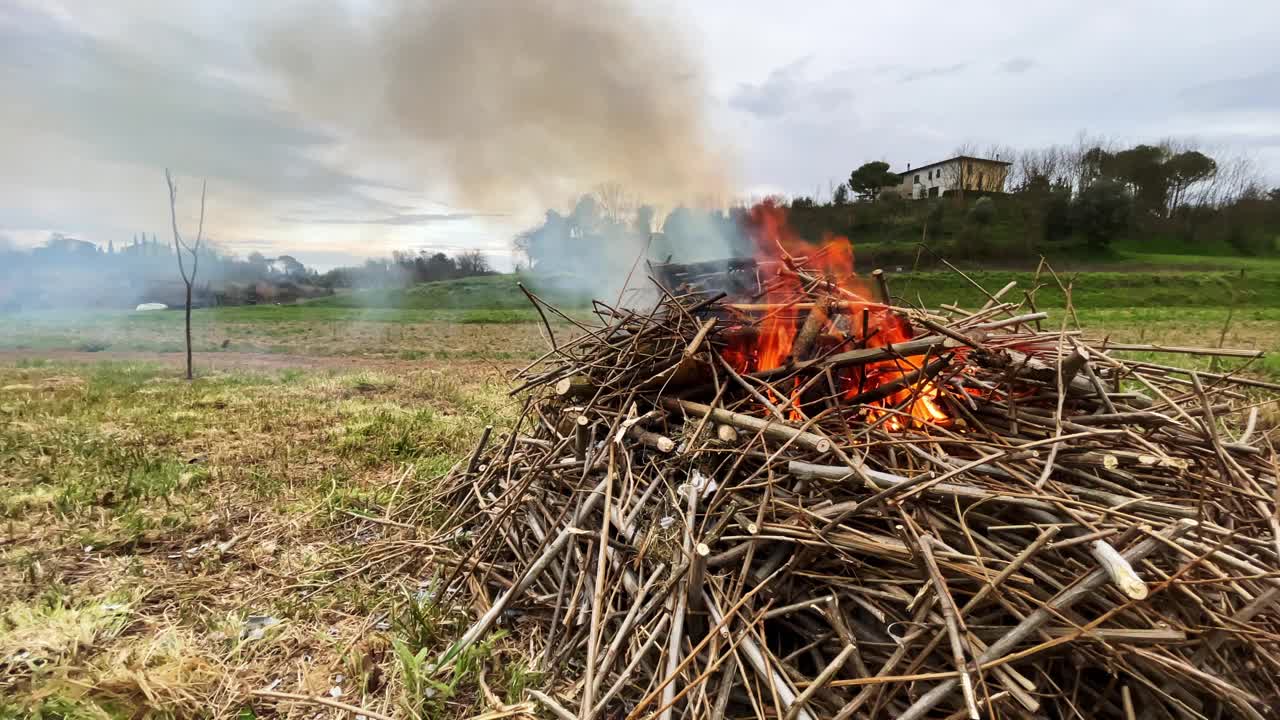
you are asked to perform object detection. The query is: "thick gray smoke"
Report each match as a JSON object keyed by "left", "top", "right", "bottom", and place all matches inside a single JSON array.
[{"left": 261, "top": 0, "right": 733, "bottom": 216}]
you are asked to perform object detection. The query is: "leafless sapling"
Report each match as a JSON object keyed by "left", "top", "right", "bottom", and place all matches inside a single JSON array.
[{"left": 165, "top": 169, "right": 206, "bottom": 381}]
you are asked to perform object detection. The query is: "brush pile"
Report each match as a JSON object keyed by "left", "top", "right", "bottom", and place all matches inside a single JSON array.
[{"left": 426, "top": 237, "right": 1280, "bottom": 718}]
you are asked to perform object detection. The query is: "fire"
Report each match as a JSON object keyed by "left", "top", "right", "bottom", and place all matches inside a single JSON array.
[{"left": 725, "top": 201, "right": 950, "bottom": 430}]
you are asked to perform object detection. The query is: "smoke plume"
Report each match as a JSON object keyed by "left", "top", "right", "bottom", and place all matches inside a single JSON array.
[{"left": 261, "top": 0, "right": 734, "bottom": 215}]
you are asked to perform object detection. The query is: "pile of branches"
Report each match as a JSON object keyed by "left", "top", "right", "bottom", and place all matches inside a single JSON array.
[{"left": 423, "top": 266, "right": 1280, "bottom": 719}]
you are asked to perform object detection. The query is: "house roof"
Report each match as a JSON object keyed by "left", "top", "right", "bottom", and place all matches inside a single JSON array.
[{"left": 898, "top": 155, "right": 1011, "bottom": 177}]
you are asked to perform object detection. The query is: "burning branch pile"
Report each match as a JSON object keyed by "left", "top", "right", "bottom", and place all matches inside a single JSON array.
[{"left": 425, "top": 208, "right": 1280, "bottom": 718}]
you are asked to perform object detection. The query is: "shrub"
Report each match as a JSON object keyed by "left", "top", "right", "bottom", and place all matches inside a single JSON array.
[
  {"left": 968, "top": 197, "right": 995, "bottom": 226},
  {"left": 877, "top": 188, "right": 903, "bottom": 204},
  {"left": 1071, "top": 179, "right": 1132, "bottom": 249}
]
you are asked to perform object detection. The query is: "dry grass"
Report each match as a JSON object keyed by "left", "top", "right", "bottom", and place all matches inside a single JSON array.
[{"left": 0, "top": 360, "right": 522, "bottom": 719}]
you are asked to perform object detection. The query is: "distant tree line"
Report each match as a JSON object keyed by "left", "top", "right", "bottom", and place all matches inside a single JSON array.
[
  {"left": 0, "top": 232, "right": 496, "bottom": 312},
  {"left": 514, "top": 135, "right": 1277, "bottom": 275},
  {"left": 783, "top": 135, "right": 1279, "bottom": 260},
  {"left": 318, "top": 249, "right": 493, "bottom": 289}
]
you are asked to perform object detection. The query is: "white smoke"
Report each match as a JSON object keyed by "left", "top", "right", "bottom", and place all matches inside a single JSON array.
[{"left": 260, "top": 0, "right": 736, "bottom": 217}]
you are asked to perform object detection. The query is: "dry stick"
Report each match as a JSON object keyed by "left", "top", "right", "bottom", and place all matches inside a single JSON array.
[
  {"left": 711, "top": 654, "right": 739, "bottom": 719},
  {"left": 590, "top": 615, "right": 672, "bottom": 716},
  {"left": 716, "top": 353, "right": 787, "bottom": 421},
  {"left": 785, "top": 644, "right": 856, "bottom": 720},
  {"left": 789, "top": 297, "right": 832, "bottom": 363},
  {"left": 518, "top": 281, "right": 558, "bottom": 352},
  {"left": 897, "top": 517, "right": 1199, "bottom": 720},
  {"left": 591, "top": 563, "right": 667, "bottom": 696},
  {"left": 913, "top": 314, "right": 983, "bottom": 349},
  {"left": 662, "top": 398, "right": 832, "bottom": 453},
  {"left": 629, "top": 567, "right": 783, "bottom": 719},
  {"left": 1102, "top": 342, "right": 1264, "bottom": 358},
  {"left": 684, "top": 316, "right": 718, "bottom": 358},
  {"left": 751, "top": 335, "right": 948, "bottom": 382},
  {"left": 574, "top": 415, "right": 591, "bottom": 461},
  {"left": 843, "top": 354, "right": 952, "bottom": 407},
  {"left": 579, "top": 448, "right": 615, "bottom": 718},
  {"left": 658, "top": 481, "right": 699, "bottom": 720},
  {"left": 916, "top": 533, "right": 981, "bottom": 720},
  {"left": 529, "top": 689, "right": 577, "bottom": 720},
  {"left": 1090, "top": 539, "right": 1149, "bottom": 599},
  {"left": 250, "top": 690, "right": 395, "bottom": 720},
  {"left": 467, "top": 425, "right": 494, "bottom": 475},
  {"left": 704, "top": 590, "right": 818, "bottom": 720},
  {"left": 441, "top": 474, "right": 611, "bottom": 667}
]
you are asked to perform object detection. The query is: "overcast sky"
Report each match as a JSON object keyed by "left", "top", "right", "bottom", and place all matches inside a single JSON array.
[{"left": 2, "top": 0, "right": 1277, "bottom": 270}]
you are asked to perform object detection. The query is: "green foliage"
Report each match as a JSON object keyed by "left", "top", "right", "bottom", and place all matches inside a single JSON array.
[
  {"left": 849, "top": 161, "right": 899, "bottom": 200},
  {"left": 876, "top": 188, "right": 903, "bottom": 204},
  {"left": 394, "top": 629, "right": 504, "bottom": 719},
  {"left": 926, "top": 200, "right": 945, "bottom": 228},
  {"left": 1071, "top": 179, "right": 1132, "bottom": 249},
  {"left": 968, "top": 197, "right": 995, "bottom": 225}
]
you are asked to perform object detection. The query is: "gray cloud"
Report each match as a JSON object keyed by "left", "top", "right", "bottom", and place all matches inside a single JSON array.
[
  {"left": 729, "top": 58, "right": 853, "bottom": 119},
  {"left": 282, "top": 212, "right": 504, "bottom": 226},
  {"left": 1000, "top": 57, "right": 1036, "bottom": 74},
  {"left": 0, "top": 6, "right": 388, "bottom": 207},
  {"left": 729, "top": 59, "right": 810, "bottom": 118},
  {"left": 899, "top": 63, "right": 968, "bottom": 83},
  {"left": 1181, "top": 70, "right": 1280, "bottom": 111}
]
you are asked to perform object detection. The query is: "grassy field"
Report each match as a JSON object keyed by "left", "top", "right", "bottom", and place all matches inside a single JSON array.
[
  {"left": 0, "top": 360, "right": 523, "bottom": 719},
  {"left": 3, "top": 262, "right": 1280, "bottom": 718},
  {"left": 3, "top": 269, "right": 1279, "bottom": 371},
  {"left": 309, "top": 268, "right": 1280, "bottom": 311}
]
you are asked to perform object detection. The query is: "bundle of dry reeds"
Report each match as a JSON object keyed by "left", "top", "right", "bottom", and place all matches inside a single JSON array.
[{"left": 419, "top": 255, "right": 1280, "bottom": 719}]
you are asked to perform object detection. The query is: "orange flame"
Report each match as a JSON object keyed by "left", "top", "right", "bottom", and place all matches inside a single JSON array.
[{"left": 725, "top": 201, "right": 950, "bottom": 430}]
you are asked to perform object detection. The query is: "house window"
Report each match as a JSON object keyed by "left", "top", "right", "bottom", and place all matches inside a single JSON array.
[{"left": 914, "top": 174, "right": 920, "bottom": 184}]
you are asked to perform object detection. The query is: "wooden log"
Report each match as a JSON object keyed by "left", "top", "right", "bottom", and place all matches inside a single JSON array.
[
  {"left": 715, "top": 424, "right": 739, "bottom": 443},
  {"left": 574, "top": 415, "right": 591, "bottom": 461},
  {"left": 871, "top": 268, "right": 891, "bottom": 305},
  {"left": 789, "top": 298, "right": 832, "bottom": 363},
  {"left": 1091, "top": 540, "right": 1149, "bottom": 600},
  {"left": 555, "top": 375, "right": 594, "bottom": 399},
  {"left": 627, "top": 425, "right": 676, "bottom": 453},
  {"left": 752, "top": 335, "right": 949, "bottom": 382},
  {"left": 662, "top": 398, "right": 831, "bottom": 453}
]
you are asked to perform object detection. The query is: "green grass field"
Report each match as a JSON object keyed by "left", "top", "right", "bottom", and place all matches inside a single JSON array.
[{"left": 4, "top": 268, "right": 1278, "bottom": 368}]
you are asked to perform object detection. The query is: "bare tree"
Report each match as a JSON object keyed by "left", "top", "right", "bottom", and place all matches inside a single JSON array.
[
  {"left": 1013, "top": 145, "right": 1070, "bottom": 191},
  {"left": 593, "top": 182, "right": 634, "bottom": 224},
  {"left": 1188, "top": 150, "right": 1259, "bottom": 208},
  {"left": 456, "top": 249, "right": 492, "bottom": 276},
  {"left": 165, "top": 169, "right": 206, "bottom": 381},
  {"left": 1063, "top": 131, "right": 1118, "bottom": 195}
]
